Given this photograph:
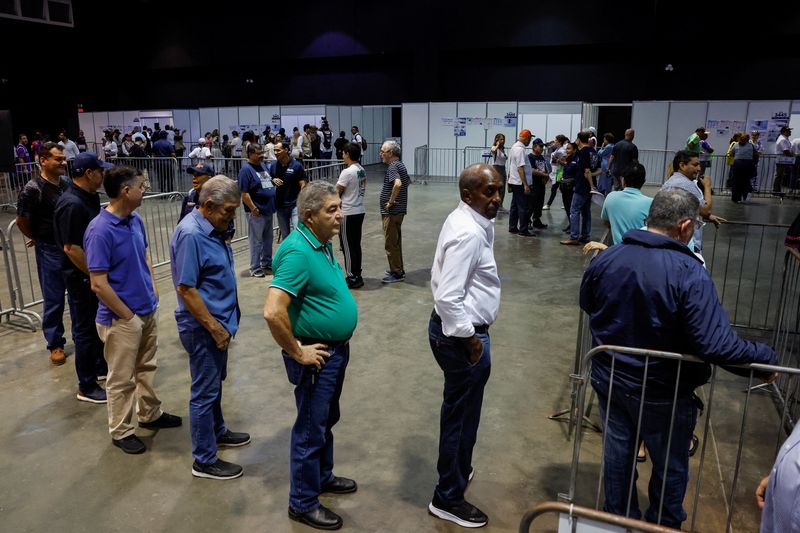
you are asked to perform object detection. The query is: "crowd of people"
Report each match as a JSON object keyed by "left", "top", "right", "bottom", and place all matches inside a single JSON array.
[{"left": 9, "top": 118, "right": 798, "bottom": 531}]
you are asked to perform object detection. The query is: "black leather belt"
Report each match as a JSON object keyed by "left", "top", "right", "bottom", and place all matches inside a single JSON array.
[
  {"left": 430, "top": 310, "right": 489, "bottom": 334},
  {"left": 296, "top": 336, "right": 350, "bottom": 348}
]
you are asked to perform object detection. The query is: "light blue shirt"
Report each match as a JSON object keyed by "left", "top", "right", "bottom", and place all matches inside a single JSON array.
[
  {"left": 601, "top": 188, "right": 653, "bottom": 245},
  {"left": 761, "top": 423, "right": 800, "bottom": 532},
  {"left": 170, "top": 209, "right": 240, "bottom": 335}
]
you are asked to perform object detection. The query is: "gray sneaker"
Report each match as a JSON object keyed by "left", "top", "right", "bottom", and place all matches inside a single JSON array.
[{"left": 251, "top": 269, "right": 265, "bottom": 278}]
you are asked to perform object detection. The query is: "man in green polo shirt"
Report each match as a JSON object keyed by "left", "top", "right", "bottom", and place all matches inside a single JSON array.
[{"left": 264, "top": 181, "right": 358, "bottom": 531}]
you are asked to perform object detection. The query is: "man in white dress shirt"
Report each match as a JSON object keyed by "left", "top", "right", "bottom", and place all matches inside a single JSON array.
[{"left": 427, "top": 163, "right": 502, "bottom": 529}]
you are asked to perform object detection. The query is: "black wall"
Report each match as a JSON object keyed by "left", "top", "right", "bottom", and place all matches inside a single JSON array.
[{"left": 2, "top": 0, "right": 799, "bottom": 139}]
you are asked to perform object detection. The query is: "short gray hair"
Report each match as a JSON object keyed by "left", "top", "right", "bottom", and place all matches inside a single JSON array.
[
  {"left": 297, "top": 181, "right": 338, "bottom": 221},
  {"left": 646, "top": 188, "right": 700, "bottom": 231},
  {"left": 381, "top": 140, "right": 401, "bottom": 157},
  {"left": 199, "top": 175, "right": 240, "bottom": 206},
  {"left": 246, "top": 143, "right": 262, "bottom": 156}
]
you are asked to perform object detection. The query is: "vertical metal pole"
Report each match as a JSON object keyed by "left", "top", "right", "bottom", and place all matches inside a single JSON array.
[
  {"left": 725, "top": 369, "right": 755, "bottom": 533},
  {"left": 625, "top": 355, "right": 650, "bottom": 519},
  {"left": 690, "top": 366, "right": 717, "bottom": 532},
  {"left": 657, "top": 360, "right": 682, "bottom": 525}
]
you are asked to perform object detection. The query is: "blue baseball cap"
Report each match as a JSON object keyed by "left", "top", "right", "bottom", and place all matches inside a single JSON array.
[
  {"left": 72, "top": 152, "right": 113, "bottom": 175},
  {"left": 187, "top": 162, "right": 216, "bottom": 176}
]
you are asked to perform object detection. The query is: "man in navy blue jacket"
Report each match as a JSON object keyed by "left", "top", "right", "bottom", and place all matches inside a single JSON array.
[{"left": 580, "top": 188, "right": 777, "bottom": 529}]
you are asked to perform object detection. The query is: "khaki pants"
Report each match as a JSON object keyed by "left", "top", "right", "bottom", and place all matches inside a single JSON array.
[
  {"left": 382, "top": 214, "right": 405, "bottom": 275},
  {"left": 96, "top": 312, "right": 162, "bottom": 440}
]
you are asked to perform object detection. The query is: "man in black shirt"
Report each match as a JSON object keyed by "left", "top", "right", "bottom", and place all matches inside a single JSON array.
[
  {"left": 608, "top": 129, "right": 638, "bottom": 191},
  {"left": 527, "top": 138, "right": 549, "bottom": 230},
  {"left": 268, "top": 141, "right": 307, "bottom": 240},
  {"left": 54, "top": 152, "right": 112, "bottom": 403},
  {"left": 16, "top": 142, "right": 71, "bottom": 365}
]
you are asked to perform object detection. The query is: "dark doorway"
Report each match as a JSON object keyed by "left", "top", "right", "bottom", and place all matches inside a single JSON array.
[
  {"left": 596, "top": 106, "right": 632, "bottom": 144},
  {"left": 392, "top": 107, "right": 402, "bottom": 137}
]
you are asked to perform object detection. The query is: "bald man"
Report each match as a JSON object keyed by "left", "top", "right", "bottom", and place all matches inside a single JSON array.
[
  {"left": 427, "top": 164, "right": 502, "bottom": 528},
  {"left": 609, "top": 128, "right": 638, "bottom": 191}
]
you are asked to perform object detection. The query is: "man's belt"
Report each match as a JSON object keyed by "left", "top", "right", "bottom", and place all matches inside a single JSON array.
[
  {"left": 430, "top": 309, "right": 489, "bottom": 334},
  {"left": 296, "top": 336, "right": 350, "bottom": 348}
]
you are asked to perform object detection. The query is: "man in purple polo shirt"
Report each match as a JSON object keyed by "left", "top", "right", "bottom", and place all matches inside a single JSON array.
[{"left": 84, "top": 165, "right": 182, "bottom": 455}]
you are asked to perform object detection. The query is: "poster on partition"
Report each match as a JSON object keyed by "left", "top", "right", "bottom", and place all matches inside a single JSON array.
[
  {"left": 503, "top": 112, "right": 517, "bottom": 128},
  {"left": 454, "top": 118, "right": 467, "bottom": 137},
  {"left": 707, "top": 119, "right": 745, "bottom": 136},
  {"left": 441, "top": 118, "right": 454, "bottom": 127},
  {"left": 271, "top": 114, "right": 282, "bottom": 133},
  {"left": 748, "top": 119, "right": 769, "bottom": 136},
  {"left": 766, "top": 112, "right": 790, "bottom": 142}
]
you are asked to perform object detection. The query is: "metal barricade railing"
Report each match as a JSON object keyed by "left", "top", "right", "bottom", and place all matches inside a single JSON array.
[
  {"left": 637, "top": 150, "right": 796, "bottom": 198},
  {"left": 564, "top": 344, "right": 798, "bottom": 533},
  {"left": 520, "top": 501, "right": 681, "bottom": 533},
  {"left": 702, "top": 221, "right": 792, "bottom": 333},
  {"left": 4, "top": 220, "right": 43, "bottom": 330},
  {"left": 301, "top": 159, "right": 346, "bottom": 183},
  {"left": 0, "top": 225, "right": 37, "bottom": 331}
]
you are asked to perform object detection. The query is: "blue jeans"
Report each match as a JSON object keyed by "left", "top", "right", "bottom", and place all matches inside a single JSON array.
[
  {"left": 592, "top": 375, "right": 698, "bottom": 529},
  {"left": 35, "top": 242, "right": 71, "bottom": 351},
  {"left": 276, "top": 205, "right": 298, "bottom": 240},
  {"left": 429, "top": 318, "right": 491, "bottom": 504},
  {"left": 283, "top": 343, "right": 350, "bottom": 512},
  {"left": 569, "top": 191, "right": 592, "bottom": 240},
  {"left": 66, "top": 275, "right": 106, "bottom": 390},
  {"left": 247, "top": 212, "right": 274, "bottom": 273},
  {"left": 179, "top": 326, "right": 229, "bottom": 464}
]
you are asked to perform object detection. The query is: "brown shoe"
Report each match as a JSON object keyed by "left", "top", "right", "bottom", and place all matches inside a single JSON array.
[
  {"left": 560, "top": 239, "right": 580, "bottom": 245},
  {"left": 50, "top": 347, "right": 66, "bottom": 366}
]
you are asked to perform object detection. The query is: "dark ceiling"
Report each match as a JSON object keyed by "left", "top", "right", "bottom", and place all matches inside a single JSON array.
[{"left": 1, "top": 0, "right": 799, "bottom": 137}]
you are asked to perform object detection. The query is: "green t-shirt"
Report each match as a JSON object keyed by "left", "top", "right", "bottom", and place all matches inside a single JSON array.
[
  {"left": 270, "top": 222, "right": 358, "bottom": 341},
  {"left": 685, "top": 133, "right": 701, "bottom": 154}
]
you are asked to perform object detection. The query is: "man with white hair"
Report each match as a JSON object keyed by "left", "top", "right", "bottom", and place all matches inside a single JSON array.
[
  {"left": 379, "top": 140, "right": 411, "bottom": 283},
  {"left": 171, "top": 175, "right": 250, "bottom": 480},
  {"left": 264, "top": 181, "right": 359, "bottom": 530}
]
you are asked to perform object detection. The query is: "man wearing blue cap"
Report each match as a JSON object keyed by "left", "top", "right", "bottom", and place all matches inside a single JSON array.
[{"left": 54, "top": 153, "right": 113, "bottom": 403}]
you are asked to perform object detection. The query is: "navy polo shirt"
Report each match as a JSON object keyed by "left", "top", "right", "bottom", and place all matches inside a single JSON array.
[
  {"left": 53, "top": 182, "right": 101, "bottom": 279},
  {"left": 84, "top": 208, "right": 158, "bottom": 325},
  {"left": 170, "top": 209, "right": 240, "bottom": 335},
  {"left": 153, "top": 139, "right": 175, "bottom": 157},
  {"left": 237, "top": 162, "right": 276, "bottom": 214},
  {"left": 267, "top": 158, "right": 306, "bottom": 208}
]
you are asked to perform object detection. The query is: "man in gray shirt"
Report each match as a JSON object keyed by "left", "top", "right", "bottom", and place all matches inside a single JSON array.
[{"left": 661, "top": 150, "right": 726, "bottom": 252}]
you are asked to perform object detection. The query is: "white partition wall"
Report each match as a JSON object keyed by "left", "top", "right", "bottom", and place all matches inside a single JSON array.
[
  {"left": 486, "top": 102, "right": 518, "bottom": 148},
  {"left": 706, "top": 101, "right": 748, "bottom": 154},
  {"left": 172, "top": 109, "right": 191, "bottom": 139},
  {"left": 631, "top": 102, "right": 670, "bottom": 150},
  {"left": 78, "top": 113, "right": 94, "bottom": 143},
  {"left": 666, "top": 102, "right": 709, "bottom": 151},
  {"left": 218, "top": 107, "right": 239, "bottom": 136},
  {"left": 189, "top": 110, "right": 200, "bottom": 145},
  {"left": 402, "top": 103, "right": 429, "bottom": 175}
]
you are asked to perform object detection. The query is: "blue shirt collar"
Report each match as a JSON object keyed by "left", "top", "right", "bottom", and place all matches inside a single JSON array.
[
  {"left": 100, "top": 206, "right": 136, "bottom": 226},
  {"left": 189, "top": 207, "right": 217, "bottom": 236},
  {"left": 622, "top": 229, "right": 702, "bottom": 263}
]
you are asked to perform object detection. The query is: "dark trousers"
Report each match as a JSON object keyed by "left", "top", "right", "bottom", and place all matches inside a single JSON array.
[
  {"left": 569, "top": 191, "right": 592, "bottom": 240},
  {"left": 508, "top": 184, "right": 532, "bottom": 232},
  {"left": 429, "top": 318, "right": 491, "bottom": 504},
  {"left": 339, "top": 213, "right": 364, "bottom": 278},
  {"left": 65, "top": 275, "right": 106, "bottom": 391},
  {"left": 284, "top": 343, "right": 350, "bottom": 512},
  {"left": 34, "top": 242, "right": 71, "bottom": 351},
  {"left": 546, "top": 182, "right": 559, "bottom": 206},
  {"left": 179, "top": 326, "right": 228, "bottom": 464},
  {"left": 561, "top": 187, "right": 574, "bottom": 217},
  {"left": 775, "top": 164, "right": 793, "bottom": 192},
  {"left": 531, "top": 178, "right": 546, "bottom": 220},
  {"left": 730, "top": 159, "right": 754, "bottom": 202},
  {"left": 592, "top": 375, "right": 698, "bottom": 529}
]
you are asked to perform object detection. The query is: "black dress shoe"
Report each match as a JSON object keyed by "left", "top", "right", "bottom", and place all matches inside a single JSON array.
[
  {"left": 322, "top": 476, "right": 358, "bottom": 494},
  {"left": 139, "top": 412, "right": 182, "bottom": 429},
  {"left": 288, "top": 504, "right": 343, "bottom": 530},
  {"left": 112, "top": 434, "right": 146, "bottom": 454}
]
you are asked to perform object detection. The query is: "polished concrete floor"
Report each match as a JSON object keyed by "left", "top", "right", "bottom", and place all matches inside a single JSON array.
[{"left": 0, "top": 172, "right": 797, "bottom": 533}]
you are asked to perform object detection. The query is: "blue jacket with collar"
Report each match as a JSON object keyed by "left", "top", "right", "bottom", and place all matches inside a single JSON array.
[{"left": 580, "top": 229, "right": 777, "bottom": 397}]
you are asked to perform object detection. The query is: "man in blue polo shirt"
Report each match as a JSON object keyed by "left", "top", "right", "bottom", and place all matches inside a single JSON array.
[
  {"left": 171, "top": 176, "right": 250, "bottom": 480},
  {"left": 152, "top": 130, "right": 176, "bottom": 192},
  {"left": 600, "top": 162, "right": 652, "bottom": 245},
  {"left": 264, "top": 181, "right": 358, "bottom": 531},
  {"left": 54, "top": 152, "right": 112, "bottom": 403},
  {"left": 238, "top": 143, "right": 276, "bottom": 277},
  {"left": 85, "top": 165, "right": 182, "bottom": 455},
  {"left": 268, "top": 141, "right": 306, "bottom": 240}
]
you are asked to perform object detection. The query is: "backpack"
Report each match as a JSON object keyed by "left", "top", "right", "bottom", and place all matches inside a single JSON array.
[
  {"left": 589, "top": 148, "right": 601, "bottom": 175},
  {"left": 357, "top": 134, "right": 367, "bottom": 151},
  {"left": 322, "top": 130, "right": 332, "bottom": 150}
]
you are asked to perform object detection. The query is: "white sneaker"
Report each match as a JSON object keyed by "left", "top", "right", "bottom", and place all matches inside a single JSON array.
[{"left": 542, "top": 205, "right": 550, "bottom": 210}]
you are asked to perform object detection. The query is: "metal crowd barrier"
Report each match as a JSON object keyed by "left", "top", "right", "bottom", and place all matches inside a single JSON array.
[
  {"left": 3, "top": 220, "right": 42, "bottom": 330},
  {"left": 519, "top": 501, "right": 681, "bottom": 533},
  {"left": 702, "top": 221, "right": 792, "bottom": 333},
  {"left": 563, "top": 344, "right": 798, "bottom": 533}
]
